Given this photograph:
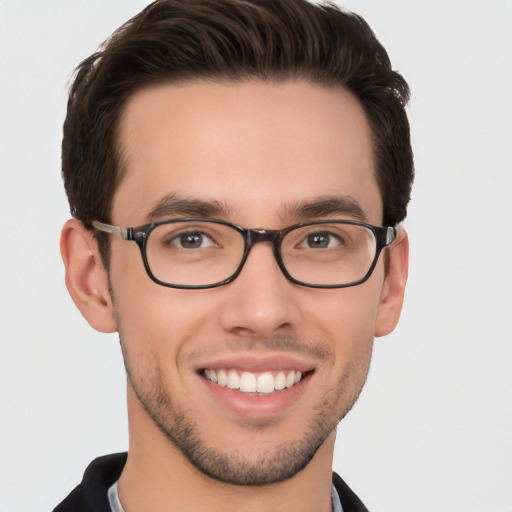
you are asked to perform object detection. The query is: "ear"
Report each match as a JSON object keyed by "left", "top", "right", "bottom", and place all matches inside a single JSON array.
[
  {"left": 374, "top": 227, "right": 409, "bottom": 337},
  {"left": 60, "top": 219, "right": 117, "bottom": 333}
]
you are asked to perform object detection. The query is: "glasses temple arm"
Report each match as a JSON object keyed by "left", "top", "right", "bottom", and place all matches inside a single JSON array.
[
  {"left": 386, "top": 226, "right": 397, "bottom": 245},
  {"left": 92, "top": 220, "right": 131, "bottom": 240}
]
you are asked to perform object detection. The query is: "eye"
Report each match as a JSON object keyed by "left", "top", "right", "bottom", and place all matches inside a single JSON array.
[
  {"left": 300, "top": 231, "right": 342, "bottom": 249},
  {"left": 171, "top": 231, "right": 215, "bottom": 249}
]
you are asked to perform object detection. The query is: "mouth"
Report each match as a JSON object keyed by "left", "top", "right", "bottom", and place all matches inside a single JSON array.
[{"left": 201, "top": 368, "right": 311, "bottom": 394}]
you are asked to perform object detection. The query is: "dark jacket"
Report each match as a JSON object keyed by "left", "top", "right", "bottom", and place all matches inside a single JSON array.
[{"left": 53, "top": 452, "right": 369, "bottom": 512}]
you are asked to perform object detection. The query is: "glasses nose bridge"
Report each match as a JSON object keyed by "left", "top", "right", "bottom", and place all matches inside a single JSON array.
[
  {"left": 246, "top": 228, "right": 282, "bottom": 248},
  {"left": 243, "top": 227, "right": 284, "bottom": 264}
]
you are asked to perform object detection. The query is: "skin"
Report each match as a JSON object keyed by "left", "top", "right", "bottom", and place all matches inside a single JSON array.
[{"left": 61, "top": 81, "right": 408, "bottom": 512}]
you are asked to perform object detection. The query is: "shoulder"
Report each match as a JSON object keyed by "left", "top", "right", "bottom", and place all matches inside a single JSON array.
[
  {"left": 332, "top": 472, "right": 370, "bottom": 512},
  {"left": 52, "top": 452, "right": 127, "bottom": 512}
]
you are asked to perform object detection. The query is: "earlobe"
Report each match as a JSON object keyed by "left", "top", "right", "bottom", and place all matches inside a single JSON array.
[
  {"left": 374, "top": 227, "right": 409, "bottom": 337},
  {"left": 60, "top": 219, "right": 117, "bottom": 333}
]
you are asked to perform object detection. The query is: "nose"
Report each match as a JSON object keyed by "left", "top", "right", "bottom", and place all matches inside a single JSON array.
[{"left": 218, "top": 242, "right": 302, "bottom": 339}]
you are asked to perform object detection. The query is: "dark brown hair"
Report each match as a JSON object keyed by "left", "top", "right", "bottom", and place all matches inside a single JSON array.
[{"left": 62, "top": 0, "right": 413, "bottom": 257}]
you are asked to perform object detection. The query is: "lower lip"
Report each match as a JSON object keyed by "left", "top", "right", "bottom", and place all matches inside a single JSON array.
[{"left": 200, "top": 373, "right": 311, "bottom": 418}]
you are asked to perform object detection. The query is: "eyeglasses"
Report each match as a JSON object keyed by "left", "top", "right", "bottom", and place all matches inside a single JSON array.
[{"left": 92, "top": 218, "right": 396, "bottom": 289}]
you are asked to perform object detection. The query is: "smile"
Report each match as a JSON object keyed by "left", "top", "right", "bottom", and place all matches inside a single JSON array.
[{"left": 203, "top": 369, "right": 304, "bottom": 394}]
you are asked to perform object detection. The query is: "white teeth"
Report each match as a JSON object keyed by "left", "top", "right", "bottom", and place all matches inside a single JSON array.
[
  {"left": 217, "top": 369, "right": 227, "bottom": 387},
  {"left": 227, "top": 370, "right": 240, "bottom": 389},
  {"left": 204, "top": 369, "right": 218, "bottom": 383},
  {"left": 285, "top": 371, "right": 295, "bottom": 388},
  {"left": 256, "top": 372, "right": 274, "bottom": 394},
  {"left": 204, "top": 369, "right": 304, "bottom": 393},
  {"left": 274, "top": 372, "right": 286, "bottom": 390},
  {"left": 240, "top": 372, "right": 257, "bottom": 392}
]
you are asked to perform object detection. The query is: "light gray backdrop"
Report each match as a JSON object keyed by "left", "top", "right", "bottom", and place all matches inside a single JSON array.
[{"left": 1, "top": 1, "right": 511, "bottom": 511}]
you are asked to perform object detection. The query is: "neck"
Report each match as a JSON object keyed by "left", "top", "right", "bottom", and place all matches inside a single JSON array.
[{"left": 118, "top": 388, "right": 336, "bottom": 512}]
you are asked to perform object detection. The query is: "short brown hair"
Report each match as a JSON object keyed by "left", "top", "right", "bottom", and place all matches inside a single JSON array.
[{"left": 62, "top": 0, "right": 413, "bottom": 251}]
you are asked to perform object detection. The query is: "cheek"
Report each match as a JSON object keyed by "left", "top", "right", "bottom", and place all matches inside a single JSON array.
[
  {"left": 309, "top": 272, "right": 385, "bottom": 374},
  {"left": 109, "top": 247, "right": 221, "bottom": 369},
  {"left": 313, "top": 278, "right": 383, "bottom": 342},
  {"left": 109, "top": 241, "right": 204, "bottom": 334},
  {"left": 113, "top": 288, "right": 213, "bottom": 399},
  {"left": 113, "top": 286, "right": 212, "bottom": 343}
]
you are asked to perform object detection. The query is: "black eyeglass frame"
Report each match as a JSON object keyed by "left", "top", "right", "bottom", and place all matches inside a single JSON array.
[{"left": 92, "top": 218, "right": 396, "bottom": 290}]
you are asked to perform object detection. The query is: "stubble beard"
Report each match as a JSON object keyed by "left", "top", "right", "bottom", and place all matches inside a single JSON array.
[{"left": 121, "top": 337, "right": 370, "bottom": 486}]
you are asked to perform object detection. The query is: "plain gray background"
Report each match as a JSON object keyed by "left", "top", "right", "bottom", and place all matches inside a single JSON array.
[{"left": 1, "top": 1, "right": 511, "bottom": 510}]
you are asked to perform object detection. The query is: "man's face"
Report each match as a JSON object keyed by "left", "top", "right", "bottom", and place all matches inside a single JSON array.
[{"left": 108, "top": 81, "right": 391, "bottom": 484}]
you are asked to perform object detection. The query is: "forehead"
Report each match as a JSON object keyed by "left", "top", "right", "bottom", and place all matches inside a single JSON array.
[{"left": 113, "top": 80, "right": 382, "bottom": 225}]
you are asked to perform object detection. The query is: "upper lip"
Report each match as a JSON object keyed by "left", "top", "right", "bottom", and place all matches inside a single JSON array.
[{"left": 194, "top": 354, "right": 315, "bottom": 373}]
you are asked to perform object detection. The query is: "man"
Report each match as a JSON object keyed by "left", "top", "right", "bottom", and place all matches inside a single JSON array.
[{"left": 55, "top": 0, "right": 413, "bottom": 510}]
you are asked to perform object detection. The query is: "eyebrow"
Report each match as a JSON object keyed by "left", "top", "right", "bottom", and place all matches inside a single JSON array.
[
  {"left": 144, "top": 193, "right": 367, "bottom": 224},
  {"left": 144, "top": 194, "right": 233, "bottom": 221},
  {"left": 284, "top": 196, "right": 367, "bottom": 222}
]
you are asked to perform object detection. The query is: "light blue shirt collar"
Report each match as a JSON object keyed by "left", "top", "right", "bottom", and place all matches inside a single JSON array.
[{"left": 108, "top": 479, "right": 344, "bottom": 512}]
